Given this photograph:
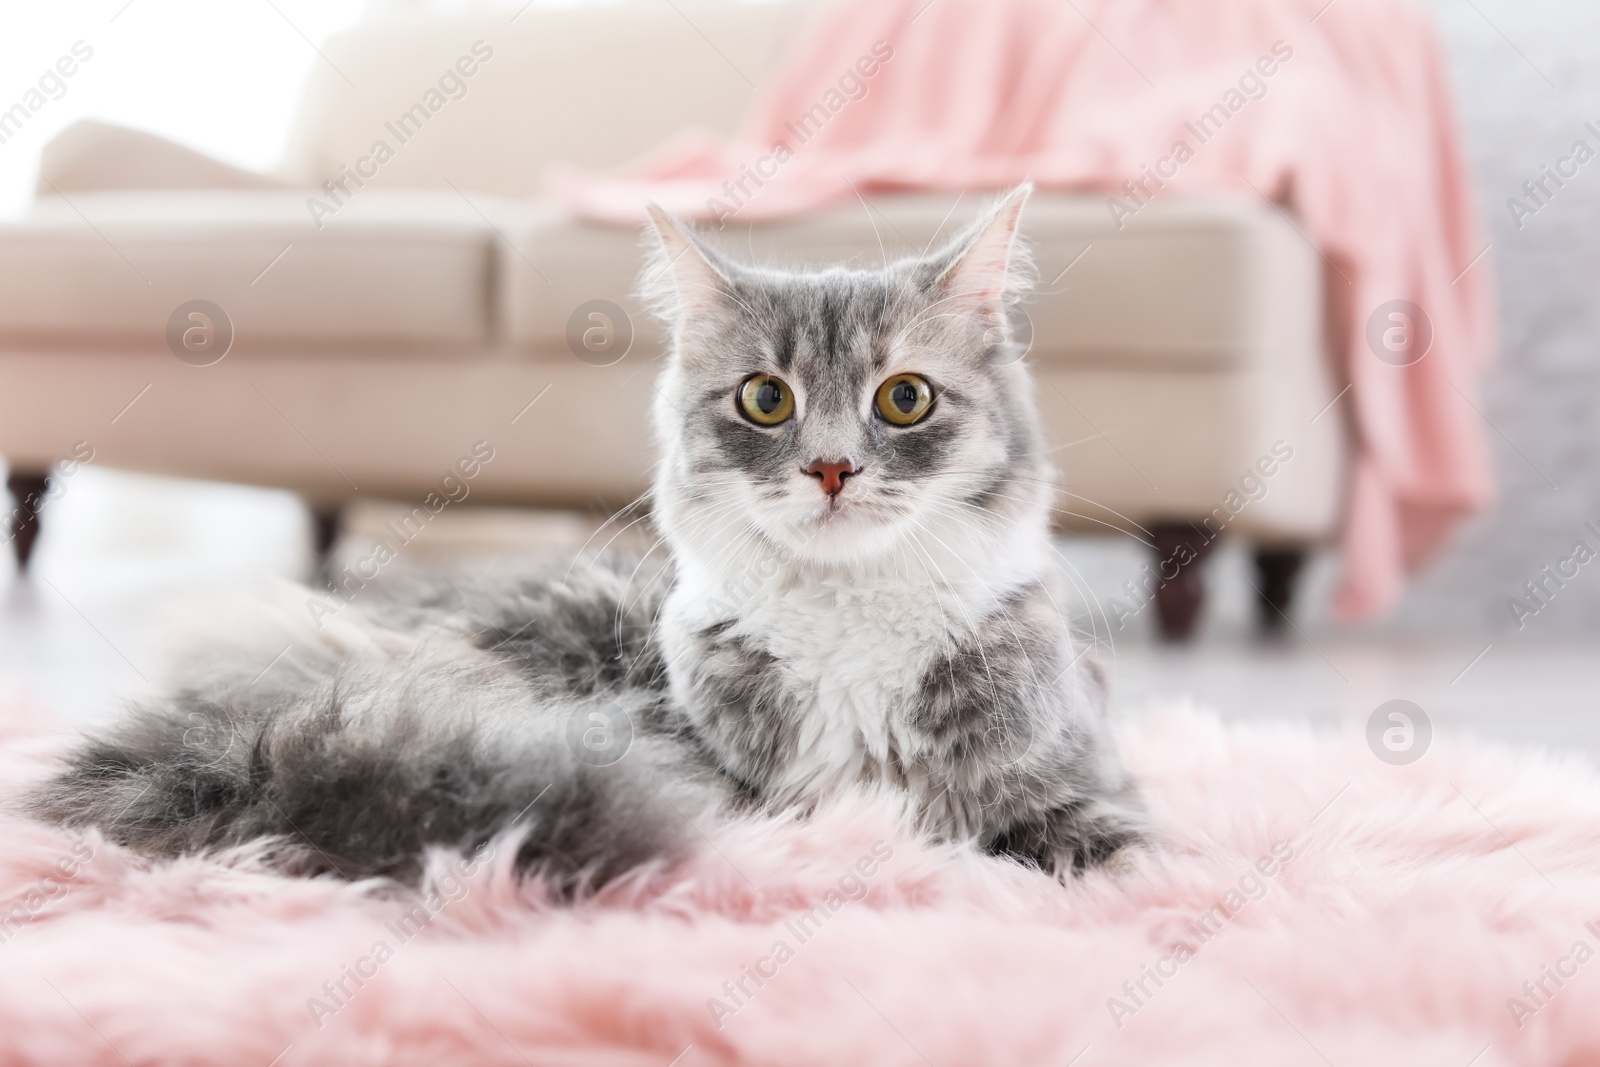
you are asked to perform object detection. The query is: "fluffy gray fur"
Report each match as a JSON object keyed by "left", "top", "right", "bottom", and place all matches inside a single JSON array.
[{"left": 28, "top": 188, "right": 1148, "bottom": 887}]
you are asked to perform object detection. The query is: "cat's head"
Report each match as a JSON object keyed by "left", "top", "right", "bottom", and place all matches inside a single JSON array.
[{"left": 643, "top": 187, "right": 1051, "bottom": 571}]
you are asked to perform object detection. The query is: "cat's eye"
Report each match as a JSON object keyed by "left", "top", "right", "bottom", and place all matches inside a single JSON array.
[
  {"left": 875, "top": 374, "right": 934, "bottom": 426},
  {"left": 738, "top": 374, "right": 795, "bottom": 426}
]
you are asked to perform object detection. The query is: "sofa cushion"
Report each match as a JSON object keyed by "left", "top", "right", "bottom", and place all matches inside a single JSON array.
[
  {"left": 38, "top": 120, "right": 292, "bottom": 196},
  {"left": 279, "top": 3, "right": 812, "bottom": 198},
  {"left": 0, "top": 190, "right": 496, "bottom": 348},
  {"left": 502, "top": 193, "right": 1309, "bottom": 372}
]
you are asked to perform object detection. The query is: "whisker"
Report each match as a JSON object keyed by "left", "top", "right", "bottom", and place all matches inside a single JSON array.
[{"left": 558, "top": 488, "right": 655, "bottom": 587}]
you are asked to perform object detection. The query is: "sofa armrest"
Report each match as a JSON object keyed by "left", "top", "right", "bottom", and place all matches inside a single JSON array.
[{"left": 36, "top": 120, "right": 291, "bottom": 196}]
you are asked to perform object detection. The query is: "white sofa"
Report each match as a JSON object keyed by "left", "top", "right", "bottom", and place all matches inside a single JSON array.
[{"left": 0, "top": 1, "right": 1344, "bottom": 638}]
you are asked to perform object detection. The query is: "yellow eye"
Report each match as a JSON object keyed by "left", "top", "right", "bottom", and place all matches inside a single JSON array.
[
  {"left": 738, "top": 374, "right": 795, "bottom": 426},
  {"left": 875, "top": 373, "right": 934, "bottom": 425}
]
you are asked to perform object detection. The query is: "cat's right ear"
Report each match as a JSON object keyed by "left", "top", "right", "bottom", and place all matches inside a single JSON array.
[{"left": 641, "top": 204, "right": 735, "bottom": 321}]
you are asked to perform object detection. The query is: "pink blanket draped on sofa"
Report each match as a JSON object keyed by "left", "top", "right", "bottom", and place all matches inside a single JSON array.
[{"left": 549, "top": 0, "right": 1494, "bottom": 621}]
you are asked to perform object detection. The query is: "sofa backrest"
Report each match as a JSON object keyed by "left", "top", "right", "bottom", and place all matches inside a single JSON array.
[{"left": 277, "top": 1, "right": 812, "bottom": 198}]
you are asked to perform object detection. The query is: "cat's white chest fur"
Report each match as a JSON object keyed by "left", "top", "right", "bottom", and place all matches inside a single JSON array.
[
  {"left": 667, "top": 542, "right": 1033, "bottom": 805},
  {"left": 737, "top": 572, "right": 951, "bottom": 798}
]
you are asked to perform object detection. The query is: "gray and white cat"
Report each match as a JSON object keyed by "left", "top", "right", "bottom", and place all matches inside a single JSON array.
[{"left": 29, "top": 187, "right": 1149, "bottom": 889}]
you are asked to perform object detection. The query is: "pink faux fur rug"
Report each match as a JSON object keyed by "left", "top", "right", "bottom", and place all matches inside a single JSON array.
[{"left": 4, "top": 700, "right": 1600, "bottom": 1067}]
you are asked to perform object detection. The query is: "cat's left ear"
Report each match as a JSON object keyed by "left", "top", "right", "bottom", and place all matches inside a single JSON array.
[
  {"left": 929, "top": 184, "right": 1034, "bottom": 313},
  {"left": 641, "top": 203, "right": 737, "bottom": 321}
]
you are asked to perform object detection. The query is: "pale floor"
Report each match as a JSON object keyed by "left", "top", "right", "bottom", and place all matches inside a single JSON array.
[{"left": 3, "top": 468, "right": 1597, "bottom": 765}]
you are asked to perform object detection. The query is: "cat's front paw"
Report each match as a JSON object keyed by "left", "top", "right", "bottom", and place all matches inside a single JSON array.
[{"left": 989, "top": 797, "right": 1153, "bottom": 878}]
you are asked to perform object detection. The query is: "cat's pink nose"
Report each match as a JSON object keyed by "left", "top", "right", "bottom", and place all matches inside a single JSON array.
[{"left": 805, "top": 459, "right": 859, "bottom": 497}]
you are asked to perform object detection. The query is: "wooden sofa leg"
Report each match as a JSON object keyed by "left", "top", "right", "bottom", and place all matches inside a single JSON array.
[
  {"left": 1148, "top": 522, "right": 1219, "bottom": 643},
  {"left": 310, "top": 504, "right": 343, "bottom": 579},
  {"left": 1253, "top": 546, "right": 1307, "bottom": 635},
  {"left": 6, "top": 471, "right": 50, "bottom": 573}
]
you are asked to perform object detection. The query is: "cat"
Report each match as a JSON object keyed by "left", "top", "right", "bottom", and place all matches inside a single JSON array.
[{"left": 27, "top": 186, "right": 1150, "bottom": 890}]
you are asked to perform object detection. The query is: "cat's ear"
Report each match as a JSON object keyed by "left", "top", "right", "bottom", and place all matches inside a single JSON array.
[
  {"left": 929, "top": 184, "right": 1034, "bottom": 312},
  {"left": 641, "top": 204, "right": 736, "bottom": 321}
]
